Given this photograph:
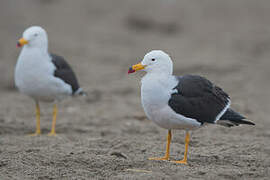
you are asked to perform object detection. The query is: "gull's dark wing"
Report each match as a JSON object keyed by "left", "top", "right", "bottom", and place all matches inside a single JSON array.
[
  {"left": 50, "top": 54, "right": 80, "bottom": 94},
  {"left": 168, "top": 75, "right": 230, "bottom": 124}
]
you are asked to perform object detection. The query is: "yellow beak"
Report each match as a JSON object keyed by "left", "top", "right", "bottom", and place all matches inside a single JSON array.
[
  {"left": 17, "top": 38, "right": 28, "bottom": 47},
  {"left": 128, "top": 63, "right": 146, "bottom": 74}
]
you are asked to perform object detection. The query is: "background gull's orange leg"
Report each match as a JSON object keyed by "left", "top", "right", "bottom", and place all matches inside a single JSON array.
[
  {"left": 149, "top": 130, "right": 171, "bottom": 161},
  {"left": 48, "top": 104, "right": 58, "bottom": 136},
  {"left": 29, "top": 101, "right": 41, "bottom": 136},
  {"left": 171, "top": 131, "right": 190, "bottom": 164}
]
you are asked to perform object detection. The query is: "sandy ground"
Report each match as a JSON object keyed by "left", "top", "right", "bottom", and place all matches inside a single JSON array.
[{"left": 0, "top": 0, "right": 270, "bottom": 179}]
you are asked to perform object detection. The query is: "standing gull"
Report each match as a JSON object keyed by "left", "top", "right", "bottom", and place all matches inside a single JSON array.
[
  {"left": 128, "top": 50, "right": 254, "bottom": 164},
  {"left": 15, "top": 26, "right": 84, "bottom": 136}
]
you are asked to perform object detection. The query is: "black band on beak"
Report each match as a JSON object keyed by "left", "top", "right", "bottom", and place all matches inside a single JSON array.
[
  {"left": 17, "top": 41, "right": 21, "bottom": 47},
  {"left": 128, "top": 67, "right": 135, "bottom": 74}
]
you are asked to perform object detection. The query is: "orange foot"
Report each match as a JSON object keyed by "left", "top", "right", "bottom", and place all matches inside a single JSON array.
[
  {"left": 148, "top": 156, "right": 169, "bottom": 161},
  {"left": 170, "top": 159, "right": 187, "bottom": 164},
  {"left": 28, "top": 131, "right": 41, "bottom": 136},
  {"left": 48, "top": 132, "right": 57, "bottom": 136}
]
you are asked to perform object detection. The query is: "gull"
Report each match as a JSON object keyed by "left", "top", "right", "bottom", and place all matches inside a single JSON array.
[
  {"left": 128, "top": 50, "right": 254, "bottom": 164},
  {"left": 15, "top": 26, "right": 84, "bottom": 136}
]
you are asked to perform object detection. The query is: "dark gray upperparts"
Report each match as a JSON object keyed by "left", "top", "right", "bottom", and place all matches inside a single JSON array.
[
  {"left": 168, "top": 75, "right": 230, "bottom": 124},
  {"left": 50, "top": 54, "right": 80, "bottom": 94}
]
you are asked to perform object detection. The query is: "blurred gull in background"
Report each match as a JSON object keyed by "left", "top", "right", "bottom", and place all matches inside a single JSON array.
[{"left": 15, "top": 26, "right": 85, "bottom": 136}]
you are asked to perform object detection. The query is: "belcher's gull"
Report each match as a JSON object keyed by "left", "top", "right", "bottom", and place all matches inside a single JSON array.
[
  {"left": 15, "top": 26, "right": 84, "bottom": 136},
  {"left": 128, "top": 50, "right": 254, "bottom": 164}
]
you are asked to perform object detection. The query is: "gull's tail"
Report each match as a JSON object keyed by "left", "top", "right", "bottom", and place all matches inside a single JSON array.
[
  {"left": 74, "top": 88, "right": 87, "bottom": 96},
  {"left": 217, "top": 108, "right": 255, "bottom": 127}
]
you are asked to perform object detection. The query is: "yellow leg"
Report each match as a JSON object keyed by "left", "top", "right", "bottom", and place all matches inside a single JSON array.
[
  {"left": 149, "top": 130, "right": 171, "bottom": 161},
  {"left": 29, "top": 101, "right": 41, "bottom": 136},
  {"left": 48, "top": 104, "right": 58, "bottom": 136},
  {"left": 171, "top": 131, "right": 190, "bottom": 164}
]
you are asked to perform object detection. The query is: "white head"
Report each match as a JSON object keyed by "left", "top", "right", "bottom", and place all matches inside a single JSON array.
[
  {"left": 128, "top": 50, "right": 173, "bottom": 75},
  {"left": 17, "top": 26, "right": 48, "bottom": 49}
]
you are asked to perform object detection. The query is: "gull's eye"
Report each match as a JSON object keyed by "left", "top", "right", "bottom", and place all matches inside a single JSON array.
[
  {"left": 34, "top": 33, "right": 38, "bottom": 37},
  {"left": 151, "top": 58, "right": 156, "bottom": 61}
]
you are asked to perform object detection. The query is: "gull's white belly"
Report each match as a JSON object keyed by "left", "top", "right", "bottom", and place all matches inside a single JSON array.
[
  {"left": 15, "top": 71, "right": 71, "bottom": 101},
  {"left": 142, "top": 103, "right": 201, "bottom": 130}
]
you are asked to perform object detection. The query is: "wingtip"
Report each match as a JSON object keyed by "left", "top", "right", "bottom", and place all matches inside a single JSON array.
[
  {"left": 238, "top": 119, "right": 255, "bottom": 126},
  {"left": 74, "top": 88, "right": 87, "bottom": 96},
  {"left": 247, "top": 121, "right": 255, "bottom": 126}
]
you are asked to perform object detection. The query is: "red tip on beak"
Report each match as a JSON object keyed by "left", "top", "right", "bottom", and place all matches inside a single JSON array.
[
  {"left": 17, "top": 42, "right": 21, "bottom": 48},
  {"left": 128, "top": 67, "right": 135, "bottom": 74}
]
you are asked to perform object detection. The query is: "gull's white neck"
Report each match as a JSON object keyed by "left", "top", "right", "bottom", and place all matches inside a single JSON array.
[
  {"left": 141, "top": 72, "right": 178, "bottom": 111},
  {"left": 21, "top": 44, "right": 48, "bottom": 56},
  {"left": 16, "top": 45, "right": 53, "bottom": 81},
  {"left": 17, "top": 45, "right": 50, "bottom": 67},
  {"left": 141, "top": 72, "right": 174, "bottom": 88}
]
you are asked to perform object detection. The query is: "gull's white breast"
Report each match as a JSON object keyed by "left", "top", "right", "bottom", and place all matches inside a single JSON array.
[
  {"left": 15, "top": 48, "right": 72, "bottom": 101},
  {"left": 141, "top": 74, "right": 201, "bottom": 130}
]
